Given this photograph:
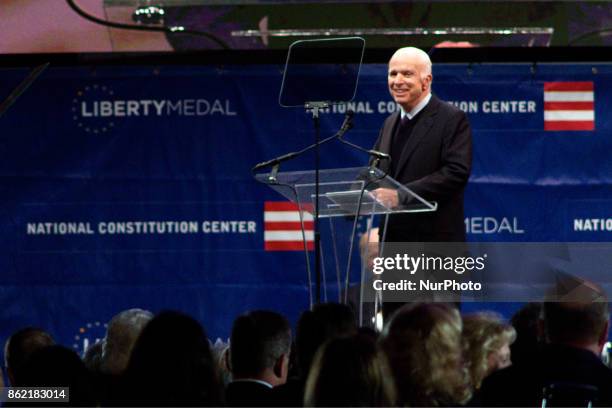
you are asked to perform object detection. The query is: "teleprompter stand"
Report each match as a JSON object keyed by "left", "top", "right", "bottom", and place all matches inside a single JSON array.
[{"left": 275, "top": 37, "right": 365, "bottom": 305}]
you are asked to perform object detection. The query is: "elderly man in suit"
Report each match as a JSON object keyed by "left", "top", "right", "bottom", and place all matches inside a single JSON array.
[{"left": 371, "top": 47, "right": 472, "bottom": 243}]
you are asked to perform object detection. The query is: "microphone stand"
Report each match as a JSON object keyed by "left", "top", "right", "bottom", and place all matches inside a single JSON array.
[{"left": 252, "top": 110, "right": 384, "bottom": 174}]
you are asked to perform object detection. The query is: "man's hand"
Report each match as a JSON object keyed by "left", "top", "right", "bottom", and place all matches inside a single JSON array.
[{"left": 371, "top": 188, "right": 399, "bottom": 208}]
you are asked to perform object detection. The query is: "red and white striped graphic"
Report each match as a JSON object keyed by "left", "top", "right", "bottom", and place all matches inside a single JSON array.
[
  {"left": 264, "top": 201, "right": 314, "bottom": 251},
  {"left": 543, "top": 82, "right": 594, "bottom": 131}
]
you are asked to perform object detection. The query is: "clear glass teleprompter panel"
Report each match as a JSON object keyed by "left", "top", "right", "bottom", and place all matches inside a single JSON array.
[{"left": 278, "top": 37, "right": 365, "bottom": 108}]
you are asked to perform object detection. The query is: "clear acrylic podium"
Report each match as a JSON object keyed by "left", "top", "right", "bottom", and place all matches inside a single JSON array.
[{"left": 256, "top": 165, "right": 437, "bottom": 327}]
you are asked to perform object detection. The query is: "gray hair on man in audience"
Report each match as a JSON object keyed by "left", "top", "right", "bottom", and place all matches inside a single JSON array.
[{"left": 100, "top": 308, "right": 153, "bottom": 375}]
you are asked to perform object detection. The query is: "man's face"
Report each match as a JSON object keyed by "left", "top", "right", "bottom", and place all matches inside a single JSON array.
[{"left": 387, "top": 54, "right": 430, "bottom": 112}]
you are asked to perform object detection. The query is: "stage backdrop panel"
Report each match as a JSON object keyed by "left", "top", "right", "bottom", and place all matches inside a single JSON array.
[{"left": 0, "top": 62, "right": 610, "bottom": 354}]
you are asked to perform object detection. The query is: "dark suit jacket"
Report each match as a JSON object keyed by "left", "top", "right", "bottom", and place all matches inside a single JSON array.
[
  {"left": 270, "top": 378, "right": 305, "bottom": 407},
  {"left": 225, "top": 380, "right": 274, "bottom": 407},
  {"left": 372, "top": 95, "right": 472, "bottom": 242},
  {"left": 472, "top": 344, "right": 612, "bottom": 407}
]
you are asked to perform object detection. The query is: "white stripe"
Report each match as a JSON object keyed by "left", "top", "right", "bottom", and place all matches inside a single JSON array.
[
  {"left": 544, "top": 110, "right": 594, "bottom": 121},
  {"left": 543, "top": 91, "right": 593, "bottom": 102},
  {"left": 264, "top": 211, "right": 314, "bottom": 222},
  {"left": 264, "top": 231, "right": 314, "bottom": 241}
]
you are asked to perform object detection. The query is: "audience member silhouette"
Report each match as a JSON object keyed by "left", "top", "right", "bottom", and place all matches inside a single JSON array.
[
  {"left": 123, "top": 310, "right": 223, "bottom": 406},
  {"left": 101, "top": 308, "right": 153, "bottom": 376},
  {"left": 272, "top": 303, "right": 357, "bottom": 406},
  {"left": 380, "top": 303, "right": 471, "bottom": 406},
  {"left": 226, "top": 310, "right": 291, "bottom": 407},
  {"left": 86, "top": 308, "right": 153, "bottom": 405},
  {"left": 303, "top": 333, "right": 396, "bottom": 407},
  {"left": 475, "top": 280, "right": 612, "bottom": 406},
  {"left": 4, "top": 327, "right": 55, "bottom": 386},
  {"left": 509, "top": 302, "right": 543, "bottom": 366},
  {"left": 19, "top": 345, "right": 96, "bottom": 406}
]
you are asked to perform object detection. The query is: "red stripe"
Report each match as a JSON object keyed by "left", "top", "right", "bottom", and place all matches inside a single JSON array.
[
  {"left": 544, "top": 102, "right": 594, "bottom": 110},
  {"left": 265, "top": 241, "right": 314, "bottom": 251},
  {"left": 265, "top": 201, "right": 300, "bottom": 211},
  {"left": 264, "top": 221, "right": 314, "bottom": 231},
  {"left": 544, "top": 82, "right": 593, "bottom": 91},
  {"left": 544, "top": 121, "right": 594, "bottom": 131}
]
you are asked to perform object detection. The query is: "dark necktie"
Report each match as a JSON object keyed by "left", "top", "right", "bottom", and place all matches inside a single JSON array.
[
  {"left": 390, "top": 114, "right": 416, "bottom": 175},
  {"left": 399, "top": 114, "right": 411, "bottom": 129}
]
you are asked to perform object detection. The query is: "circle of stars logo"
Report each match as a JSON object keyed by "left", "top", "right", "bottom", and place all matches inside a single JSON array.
[
  {"left": 72, "top": 320, "right": 108, "bottom": 355},
  {"left": 72, "top": 84, "right": 116, "bottom": 134}
]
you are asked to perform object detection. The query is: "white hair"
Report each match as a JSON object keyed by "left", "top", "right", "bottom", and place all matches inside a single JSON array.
[{"left": 390, "top": 47, "right": 432, "bottom": 80}]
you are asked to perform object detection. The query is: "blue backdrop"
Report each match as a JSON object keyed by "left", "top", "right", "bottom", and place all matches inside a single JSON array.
[{"left": 0, "top": 62, "right": 609, "bottom": 353}]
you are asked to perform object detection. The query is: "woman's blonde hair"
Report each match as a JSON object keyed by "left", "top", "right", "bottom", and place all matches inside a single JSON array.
[
  {"left": 462, "top": 312, "right": 516, "bottom": 389},
  {"left": 380, "top": 303, "right": 471, "bottom": 406}
]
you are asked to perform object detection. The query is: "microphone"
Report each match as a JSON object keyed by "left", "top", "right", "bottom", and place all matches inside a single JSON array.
[
  {"left": 367, "top": 150, "right": 390, "bottom": 160},
  {"left": 252, "top": 109, "right": 381, "bottom": 174},
  {"left": 337, "top": 110, "right": 354, "bottom": 137},
  {"left": 252, "top": 151, "right": 299, "bottom": 172}
]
